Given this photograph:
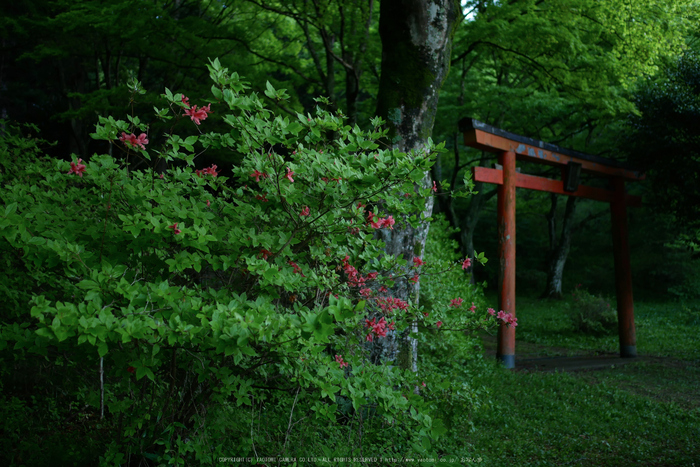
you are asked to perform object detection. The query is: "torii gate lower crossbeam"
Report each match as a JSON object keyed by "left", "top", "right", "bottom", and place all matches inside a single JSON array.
[{"left": 459, "top": 118, "right": 644, "bottom": 368}]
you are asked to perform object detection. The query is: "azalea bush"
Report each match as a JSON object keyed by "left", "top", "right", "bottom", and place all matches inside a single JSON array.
[{"left": 0, "top": 59, "right": 508, "bottom": 464}]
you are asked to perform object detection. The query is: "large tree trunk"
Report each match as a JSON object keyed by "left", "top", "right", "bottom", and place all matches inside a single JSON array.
[
  {"left": 542, "top": 194, "right": 578, "bottom": 299},
  {"left": 373, "top": 0, "right": 459, "bottom": 369}
]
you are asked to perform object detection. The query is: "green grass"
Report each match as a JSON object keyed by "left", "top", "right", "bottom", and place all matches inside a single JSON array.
[
  {"left": 461, "top": 367, "right": 699, "bottom": 466},
  {"left": 431, "top": 295, "right": 700, "bottom": 466},
  {"left": 493, "top": 294, "right": 700, "bottom": 359}
]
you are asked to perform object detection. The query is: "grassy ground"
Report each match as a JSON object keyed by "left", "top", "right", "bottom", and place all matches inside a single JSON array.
[{"left": 443, "top": 294, "right": 700, "bottom": 466}]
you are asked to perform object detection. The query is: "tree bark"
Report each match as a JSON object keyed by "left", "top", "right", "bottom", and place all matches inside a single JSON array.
[
  {"left": 542, "top": 195, "right": 577, "bottom": 299},
  {"left": 373, "top": 0, "right": 459, "bottom": 369}
]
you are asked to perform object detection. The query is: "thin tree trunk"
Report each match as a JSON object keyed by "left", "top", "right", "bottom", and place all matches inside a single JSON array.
[
  {"left": 373, "top": 0, "right": 459, "bottom": 369},
  {"left": 542, "top": 195, "right": 577, "bottom": 299}
]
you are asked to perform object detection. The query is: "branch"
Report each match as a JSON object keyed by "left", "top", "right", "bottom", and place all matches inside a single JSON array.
[{"left": 202, "top": 34, "right": 322, "bottom": 87}]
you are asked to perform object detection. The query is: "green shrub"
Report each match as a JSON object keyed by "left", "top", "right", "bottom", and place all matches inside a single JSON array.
[
  {"left": 567, "top": 286, "right": 617, "bottom": 335},
  {"left": 0, "top": 59, "right": 497, "bottom": 464}
]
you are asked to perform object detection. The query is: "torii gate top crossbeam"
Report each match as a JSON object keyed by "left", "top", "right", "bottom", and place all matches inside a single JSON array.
[{"left": 458, "top": 118, "right": 644, "bottom": 181}]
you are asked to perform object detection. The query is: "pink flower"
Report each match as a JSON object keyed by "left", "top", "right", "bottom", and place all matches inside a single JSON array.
[
  {"left": 260, "top": 249, "right": 272, "bottom": 260},
  {"left": 251, "top": 170, "right": 267, "bottom": 182},
  {"left": 367, "top": 212, "right": 382, "bottom": 229},
  {"left": 285, "top": 167, "right": 295, "bottom": 182},
  {"left": 462, "top": 257, "right": 472, "bottom": 270},
  {"left": 195, "top": 165, "right": 218, "bottom": 177},
  {"left": 184, "top": 103, "right": 212, "bottom": 125},
  {"left": 365, "top": 317, "right": 394, "bottom": 341},
  {"left": 159, "top": 173, "right": 164, "bottom": 179},
  {"left": 255, "top": 194, "right": 269, "bottom": 202},
  {"left": 436, "top": 321, "right": 443, "bottom": 329},
  {"left": 367, "top": 212, "right": 396, "bottom": 230},
  {"left": 300, "top": 206, "right": 310, "bottom": 217},
  {"left": 68, "top": 158, "right": 87, "bottom": 177},
  {"left": 359, "top": 288, "right": 373, "bottom": 299},
  {"left": 206, "top": 199, "right": 211, "bottom": 207},
  {"left": 375, "top": 297, "right": 409, "bottom": 313},
  {"left": 469, "top": 302, "right": 477, "bottom": 313},
  {"left": 496, "top": 311, "right": 518, "bottom": 327},
  {"left": 413, "top": 257, "right": 425, "bottom": 267},
  {"left": 168, "top": 223, "right": 182, "bottom": 235},
  {"left": 422, "top": 381, "right": 426, "bottom": 387},
  {"left": 487, "top": 307, "right": 496, "bottom": 316},
  {"left": 366, "top": 272, "right": 378, "bottom": 280},
  {"left": 449, "top": 297, "right": 463, "bottom": 308},
  {"left": 335, "top": 355, "right": 349, "bottom": 368},
  {"left": 409, "top": 274, "right": 419, "bottom": 284},
  {"left": 181, "top": 95, "right": 190, "bottom": 107},
  {"left": 119, "top": 132, "right": 149, "bottom": 150},
  {"left": 432, "top": 181, "right": 437, "bottom": 192},
  {"left": 288, "top": 260, "right": 304, "bottom": 276}
]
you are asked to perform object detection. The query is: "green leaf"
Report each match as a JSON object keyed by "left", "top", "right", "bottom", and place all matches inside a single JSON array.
[
  {"left": 98, "top": 342, "right": 108, "bottom": 358},
  {"left": 4, "top": 202, "right": 17, "bottom": 217}
]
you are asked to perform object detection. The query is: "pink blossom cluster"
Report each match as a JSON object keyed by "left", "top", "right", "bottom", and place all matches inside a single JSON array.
[
  {"left": 412, "top": 257, "right": 425, "bottom": 267},
  {"left": 288, "top": 260, "right": 304, "bottom": 276},
  {"left": 496, "top": 310, "right": 518, "bottom": 327},
  {"left": 251, "top": 170, "right": 268, "bottom": 182},
  {"left": 184, "top": 102, "right": 212, "bottom": 125},
  {"left": 462, "top": 257, "right": 472, "bottom": 270},
  {"left": 365, "top": 317, "right": 395, "bottom": 342},
  {"left": 367, "top": 212, "right": 395, "bottom": 229},
  {"left": 375, "top": 296, "right": 409, "bottom": 313},
  {"left": 68, "top": 158, "right": 86, "bottom": 177},
  {"left": 359, "top": 288, "right": 373, "bottom": 299},
  {"left": 168, "top": 223, "right": 182, "bottom": 235},
  {"left": 285, "top": 167, "right": 295, "bottom": 182},
  {"left": 119, "top": 132, "right": 149, "bottom": 150},
  {"left": 341, "top": 256, "right": 377, "bottom": 288},
  {"left": 449, "top": 297, "right": 463, "bottom": 308},
  {"left": 335, "top": 354, "right": 349, "bottom": 368},
  {"left": 195, "top": 165, "right": 218, "bottom": 177},
  {"left": 299, "top": 206, "right": 310, "bottom": 217}
]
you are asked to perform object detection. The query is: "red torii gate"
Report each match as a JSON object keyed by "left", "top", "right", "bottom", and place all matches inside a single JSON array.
[{"left": 458, "top": 118, "right": 644, "bottom": 369}]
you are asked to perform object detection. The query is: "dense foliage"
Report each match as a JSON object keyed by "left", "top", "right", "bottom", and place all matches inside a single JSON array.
[
  {"left": 0, "top": 59, "right": 503, "bottom": 464},
  {"left": 626, "top": 51, "right": 700, "bottom": 236}
]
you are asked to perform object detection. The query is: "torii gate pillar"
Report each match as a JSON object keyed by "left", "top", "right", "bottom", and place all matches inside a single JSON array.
[
  {"left": 611, "top": 177, "right": 637, "bottom": 357},
  {"left": 497, "top": 150, "right": 517, "bottom": 368}
]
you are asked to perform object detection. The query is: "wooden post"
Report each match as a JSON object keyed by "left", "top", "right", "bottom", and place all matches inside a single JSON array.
[
  {"left": 610, "top": 177, "right": 637, "bottom": 357},
  {"left": 497, "top": 151, "right": 517, "bottom": 368}
]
